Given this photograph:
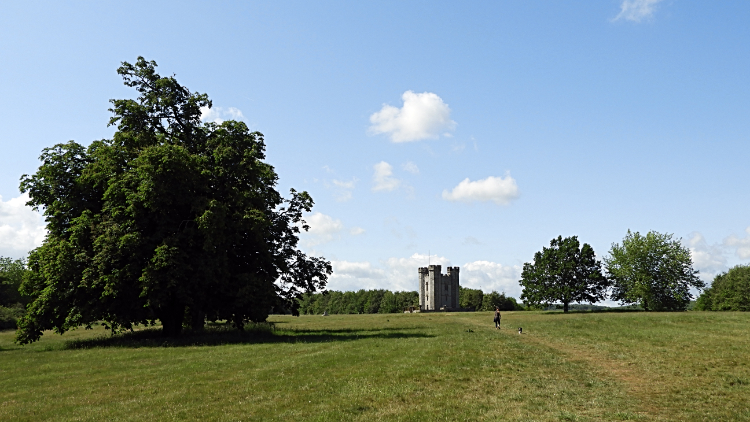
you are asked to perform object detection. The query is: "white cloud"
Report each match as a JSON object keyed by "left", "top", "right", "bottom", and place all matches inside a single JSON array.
[
  {"left": 724, "top": 227, "right": 750, "bottom": 260},
  {"left": 334, "top": 191, "right": 353, "bottom": 202},
  {"left": 333, "top": 260, "right": 386, "bottom": 279},
  {"left": 442, "top": 174, "right": 520, "bottom": 205},
  {"left": 327, "top": 260, "right": 386, "bottom": 291},
  {"left": 328, "top": 253, "right": 447, "bottom": 292},
  {"left": 369, "top": 91, "right": 456, "bottom": 142},
  {"left": 372, "top": 161, "right": 401, "bottom": 192},
  {"left": 332, "top": 178, "right": 357, "bottom": 202},
  {"left": 300, "top": 212, "right": 344, "bottom": 246},
  {"left": 326, "top": 253, "right": 523, "bottom": 298},
  {"left": 382, "top": 253, "right": 452, "bottom": 291},
  {"left": 0, "top": 193, "right": 46, "bottom": 258},
  {"left": 613, "top": 0, "right": 663, "bottom": 22},
  {"left": 685, "top": 232, "right": 728, "bottom": 281},
  {"left": 199, "top": 106, "right": 245, "bottom": 124},
  {"left": 462, "top": 236, "right": 482, "bottom": 246},
  {"left": 461, "top": 261, "right": 523, "bottom": 298},
  {"left": 402, "top": 161, "right": 420, "bottom": 175},
  {"left": 332, "top": 179, "right": 355, "bottom": 189},
  {"left": 306, "top": 212, "right": 344, "bottom": 235},
  {"left": 299, "top": 212, "right": 365, "bottom": 247}
]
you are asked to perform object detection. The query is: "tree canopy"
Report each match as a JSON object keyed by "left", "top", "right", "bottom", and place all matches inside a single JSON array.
[
  {"left": 16, "top": 57, "right": 331, "bottom": 343},
  {"left": 604, "top": 230, "right": 703, "bottom": 311},
  {"left": 459, "top": 286, "right": 484, "bottom": 311},
  {"left": 480, "top": 291, "right": 522, "bottom": 311},
  {"left": 297, "top": 289, "right": 420, "bottom": 315},
  {"left": 695, "top": 265, "right": 750, "bottom": 311},
  {"left": 0, "top": 257, "right": 27, "bottom": 307},
  {"left": 520, "top": 235, "right": 608, "bottom": 313}
]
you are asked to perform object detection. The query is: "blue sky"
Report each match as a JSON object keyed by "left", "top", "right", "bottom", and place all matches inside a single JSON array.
[{"left": 1, "top": 1, "right": 748, "bottom": 299}]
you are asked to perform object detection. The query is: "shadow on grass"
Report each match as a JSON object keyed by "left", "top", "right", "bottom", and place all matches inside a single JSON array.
[
  {"left": 539, "top": 308, "right": 646, "bottom": 315},
  {"left": 62, "top": 324, "right": 434, "bottom": 350}
]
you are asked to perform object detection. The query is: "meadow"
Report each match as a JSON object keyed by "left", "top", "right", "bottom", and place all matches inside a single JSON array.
[{"left": 1, "top": 311, "right": 748, "bottom": 421}]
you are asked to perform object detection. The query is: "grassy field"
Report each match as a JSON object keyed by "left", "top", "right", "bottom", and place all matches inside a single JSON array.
[{"left": 1, "top": 311, "right": 749, "bottom": 421}]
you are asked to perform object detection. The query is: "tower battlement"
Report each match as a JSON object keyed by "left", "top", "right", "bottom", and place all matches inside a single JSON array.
[{"left": 418, "top": 264, "right": 460, "bottom": 311}]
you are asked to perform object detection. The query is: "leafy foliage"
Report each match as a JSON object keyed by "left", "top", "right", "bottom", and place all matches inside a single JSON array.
[
  {"left": 480, "top": 291, "right": 523, "bottom": 311},
  {"left": 0, "top": 304, "right": 25, "bottom": 330},
  {"left": 695, "top": 265, "right": 750, "bottom": 311},
  {"left": 0, "top": 257, "right": 28, "bottom": 330},
  {"left": 604, "top": 230, "right": 703, "bottom": 311},
  {"left": 15, "top": 57, "right": 331, "bottom": 343},
  {"left": 297, "top": 290, "right": 419, "bottom": 315},
  {"left": 0, "top": 257, "right": 27, "bottom": 307},
  {"left": 520, "top": 236, "right": 608, "bottom": 312},
  {"left": 298, "top": 288, "right": 523, "bottom": 314},
  {"left": 459, "top": 286, "right": 484, "bottom": 311}
]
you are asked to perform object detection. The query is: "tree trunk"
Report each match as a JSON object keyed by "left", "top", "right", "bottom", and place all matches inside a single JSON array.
[
  {"left": 563, "top": 302, "right": 569, "bottom": 313},
  {"left": 190, "top": 310, "right": 205, "bottom": 331},
  {"left": 159, "top": 305, "right": 185, "bottom": 337}
]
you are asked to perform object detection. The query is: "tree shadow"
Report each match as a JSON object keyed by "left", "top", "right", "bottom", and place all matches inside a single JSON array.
[
  {"left": 288, "top": 326, "right": 429, "bottom": 333},
  {"left": 539, "top": 308, "right": 645, "bottom": 315},
  {"left": 61, "top": 325, "right": 434, "bottom": 350}
]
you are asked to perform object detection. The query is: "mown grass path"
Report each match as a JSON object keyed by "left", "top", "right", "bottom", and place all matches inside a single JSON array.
[{"left": 1, "top": 311, "right": 748, "bottom": 421}]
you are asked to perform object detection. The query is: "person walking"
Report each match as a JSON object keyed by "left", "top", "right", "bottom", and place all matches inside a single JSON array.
[{"left": 494, "top": 307, "right": 501, "bottom": 329}]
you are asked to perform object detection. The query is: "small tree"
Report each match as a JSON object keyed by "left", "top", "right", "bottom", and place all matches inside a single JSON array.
[
  {"left": 604, "top": 230, "right": 703, "bottom": 311},
  {"left": 695, "top": 265, "right": 750, "bottom": 311},
  {"left": 520, "top": 236, "right": 608, "bottom": 313}
]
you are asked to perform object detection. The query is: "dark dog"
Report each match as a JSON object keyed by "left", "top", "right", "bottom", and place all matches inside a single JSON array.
[{"left": 518, "top": 327, "right": 523, "bottom": 334}]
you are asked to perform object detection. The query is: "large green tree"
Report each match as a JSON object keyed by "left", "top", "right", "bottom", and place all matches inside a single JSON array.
[
  {"left": 16, "top": 57, "right": 331, "bottom": 343},
  {"left": 520, "top": 236, "right": 608, "bottom": 313},
  {"left": 695, "top": 265, "right": 750, "bottom": 311},
  {"left": 604, "top": 230, "right": 703, "bottom": 311}
]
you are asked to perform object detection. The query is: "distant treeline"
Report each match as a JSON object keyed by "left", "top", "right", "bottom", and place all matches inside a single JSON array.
[
  {"left": 458, "top": 287, "right": 523, "bottom": 311},
  {"left": 297, "top": 290, "right": 419, "bottom": 315},
  {"left": 297, "top": 287, "right": 522, "bottom": 315}
]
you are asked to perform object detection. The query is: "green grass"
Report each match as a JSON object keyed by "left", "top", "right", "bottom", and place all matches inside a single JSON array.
[{"left": 1, "top": 311, "right": 749, "bottom": 421}]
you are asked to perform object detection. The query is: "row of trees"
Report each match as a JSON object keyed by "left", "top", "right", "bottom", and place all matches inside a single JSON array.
[
  {"left": 459, "top": 287, "right": 523, "bottom": 311},
  {"left": 297, "top": 287, "right": 523, "bottom": 315},
  {"left": 695, "top": 265, "right": 750, "bottom": 311},
  {"left": 297, "top": 290, "right": 419, "bottom": 315},
  {"left": 520, "top": 231, "right": 705, "bottom": 312}
]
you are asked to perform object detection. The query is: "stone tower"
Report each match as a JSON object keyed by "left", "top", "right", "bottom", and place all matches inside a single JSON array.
[{"left": 418, "top": 265, "right": 460, "bottom": 311}]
